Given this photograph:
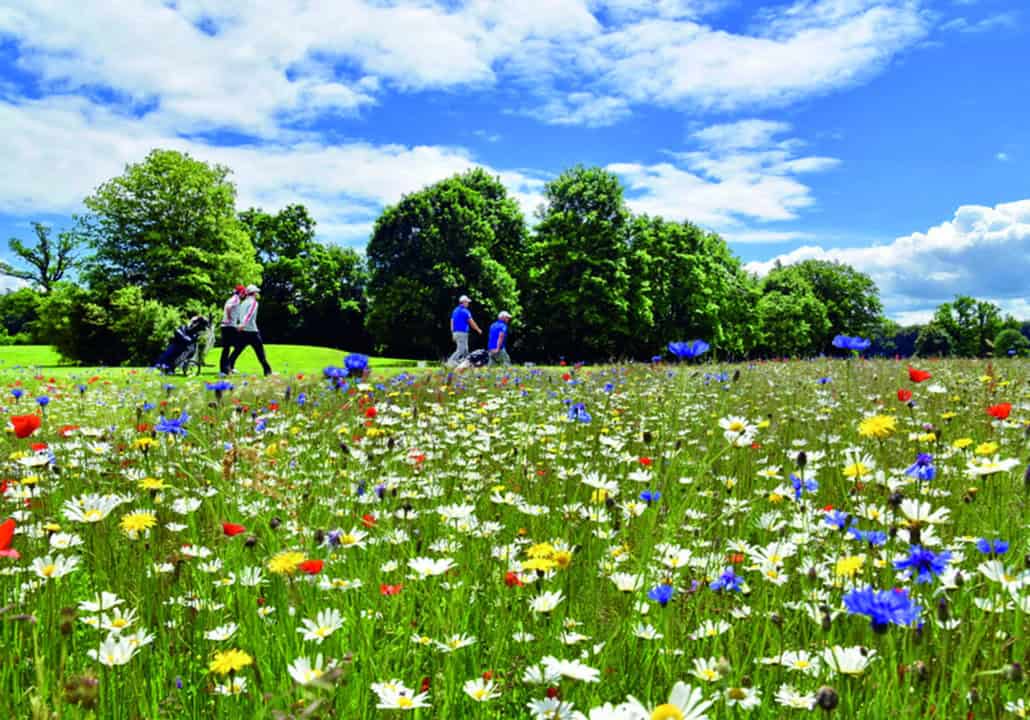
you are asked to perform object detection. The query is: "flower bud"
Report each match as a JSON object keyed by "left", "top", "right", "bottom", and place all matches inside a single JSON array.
[
  {"left": 816, "top": 686, "right": 839, "bottom": 711},
  {"left": 1005, "top": 663, "right": 1023, "bottom": 682}
]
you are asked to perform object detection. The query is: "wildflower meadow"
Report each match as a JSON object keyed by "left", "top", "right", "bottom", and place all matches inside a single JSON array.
[{"left": 1, "top": 356, "right": 1028, "bottom": 719}]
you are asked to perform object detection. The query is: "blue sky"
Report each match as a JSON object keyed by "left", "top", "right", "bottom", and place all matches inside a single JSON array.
[{"left": 0, "top": 0, "right": 1027, "bottom": 323}]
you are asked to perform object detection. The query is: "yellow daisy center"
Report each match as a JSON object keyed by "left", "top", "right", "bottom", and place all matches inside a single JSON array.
[{"left": 651, "top": 704, "right": 685, "bottom": 720}]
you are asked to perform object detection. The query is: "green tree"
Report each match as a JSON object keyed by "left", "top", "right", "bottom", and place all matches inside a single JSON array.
[
  {"left": 914, "top": 321, "right": 955, "bottom": 357},
  {"left": 239, "top": 205, "right": 369, "bottom": 349},
  {"left": 366, "top": 168, "right": 527, "bottom": 358},
  {"left": 3, "top": 222, "right": 83, "bottom": 292},
  {"left": 80, "top": 149, "right": 260, "bottom": 311},
  {"left": 994, "top": 327, "right": 1030, "bottom": 357},
  {"left": 763, "top": 260, "right": 882, "bottom": 352},
  {"left": 0, "top": 287, "right": 43, "bottom": 344},
  {"left": 522, "top": 166, "right": 640, "bottom": 360},
  {"left": 628, "top": 215, "right": 759, "bottom": 358},
  {"left": 754, "top": 288, "right": 829, "bottom": 357},
  {"left": 927, "top": 296, "right": 1001, "bottom": 357}
]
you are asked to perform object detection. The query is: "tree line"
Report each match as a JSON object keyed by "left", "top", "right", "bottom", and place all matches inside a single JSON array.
[{"left": 0, "top": 148, "right": 1025, "bottom": 364}]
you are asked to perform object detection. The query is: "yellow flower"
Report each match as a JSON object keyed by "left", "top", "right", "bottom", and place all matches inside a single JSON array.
[
  {"left": 522, "top": 557, "right": 557, "bottom": 572},
  {"left": 858, "top": 415, "right": 896, "bottom": 439},
  {"left": 267, "top": 550, "right": 306, "bottom": 575},
  {"left": 975, "top": 442, "right": 998, "bottom": 456},
  {"left": 552, "top": 550, "right": 573, "bottom": 569},
  {"left": 941, "top": 412, "right": 958, "bottom": 420},
  {"left": 44, "top": 522, "right": 61, "bottom": 533},
  {"left": 835, "top": 556, "right": 864, "bottom": 578},
  {"left": 139, "top": 477, "right": 165, "bottom": 490},
  {"left": 119, "top": 511, "right": 157, "bottom": 536},
  {"left": 843, "top": 462, "right": 872, "bottom": 479},
  {"left": 590, "top": 489, "right": 608, "bottom": 504},
  {"left": 768, "top": 492, "right": 784, "bottom": 504},
  {"left": 133, "top": 437, "right": 156, "bottom": 450},
  {"left": 953, "top": 437, "right": 973, "bottom": 449},
  {"left": 917, "top": 433, "right": 937, "bottom": 442},
  {"left": 527, "top": 543, "right": 555, "bottom": 559},
  {"left": 209, "top": 649, "right": 253, "bottom": 676},
  {"left": 21, "top": 475, "right": 39, "bottom": 486}
]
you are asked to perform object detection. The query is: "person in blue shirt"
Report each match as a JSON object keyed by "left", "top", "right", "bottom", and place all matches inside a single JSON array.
[
  {"left": 446, "top": 294, "right": 482, "bottom": 367},
  {"left": 488, "top": 311, "right": 512, "bottom": 366}
]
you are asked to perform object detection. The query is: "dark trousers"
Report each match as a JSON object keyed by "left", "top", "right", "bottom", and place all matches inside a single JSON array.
[
  {"left": 219, "top": 326, "right": 239, "bottom": 374},
  {"left": 228, "top": 331, "right": 272, "bottom": 376}
]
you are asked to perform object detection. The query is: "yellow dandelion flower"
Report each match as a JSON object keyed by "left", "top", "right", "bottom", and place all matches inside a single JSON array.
[
  {"left": 527, "top": 543, "right": 555, "bottom": 559},
  {"left": 953, "top": 438, "right": 973, "bottom": 449},
  {"left": 522, "top": 557, "right": 557, "bottom": 572},
  {"left": 835, "top": 556, "right": 864, "bottom": 578},
  {"left": 119, "top": 511, "right": 157, "bottom": 536},
  {"left": 843, "top": 462, "right": 872, "bottom": 479},
  {"left": 975, "top": 442, "right": 998, "bottom": 456},
  {"left": 552, "top": 551, "right": 573, "bottom": 569},
  {"left": 209, "top": 649, "right": 253, "bottom": 676},
  {"left": 858, "top": 415, "right": 896, "bottom": 439},
  {"left": 139, "top": 477, "right": 165, "bottom": 490},
  {"left": 267, "top": 550, "right": 306, "bottom": 575},
  {"left": 133, "top": 437, "right": 156, "bottom": 450}
]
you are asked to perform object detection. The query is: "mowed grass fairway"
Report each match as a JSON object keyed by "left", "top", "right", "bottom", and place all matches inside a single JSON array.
[
  {"left": 0, "top": 345, "right": 419, "bottom": 379},
  {"left": 0, "top": 355, "right": 1027, "bottom": 719}
]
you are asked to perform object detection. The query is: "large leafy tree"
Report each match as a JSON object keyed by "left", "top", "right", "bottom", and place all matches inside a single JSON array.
[
  {"left": 763, "top": 260, "right": 882, "bottom": 352},
  {"left": 3, "top": 222, "right": 82, "bottom": 293},
  {"left": 629, "top": 216, "right": 759, "bottom": 358},
  {"left": 365, "top": 168, "right": 527, "bottom": 358},
  {"left": 522, "top": 166, "right": 640, "bottom": 360},
  {"left": 80, "top": 149, "right": 261, "bottom": 311},
  {"left": 926, "top": 296, "right": 1002, "bottom": 357},
  {"left": 754, "top": 286, "right": 830, "bottom": 357},
  {"left": 239, "top": 205, "right": 369, "bottom": 349}
]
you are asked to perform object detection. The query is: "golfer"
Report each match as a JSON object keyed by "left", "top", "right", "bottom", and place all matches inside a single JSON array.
[
  {"left": 228, "top": 284, "right": 273, "bottom": 376},
  {"left": 488, "top": 311, "right": 512, "bottom": 366},
  {"left": 447, "top": 294, "right": 481, "bottom": 367},
  {"left": 219, "top": 284, "right": 246, "bottom": 375}
]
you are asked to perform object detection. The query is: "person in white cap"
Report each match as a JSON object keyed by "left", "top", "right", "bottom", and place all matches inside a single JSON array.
[
  {"left": 447, "top": 294, "right": 481, "bottom": 367},
  {"left": 488, "top": 311, "right": 512, "bottom": 366},
  {"left": 228, "top": 284, "right": 272, "bottom": 376}
]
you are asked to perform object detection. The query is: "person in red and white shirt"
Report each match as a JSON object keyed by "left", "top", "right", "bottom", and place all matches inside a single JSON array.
[
  {"left": 228, "top": 284, "right": 272, "bottom": 376},
  {"left": 219, "top": 285, "right": 246, "bottom": 375}
]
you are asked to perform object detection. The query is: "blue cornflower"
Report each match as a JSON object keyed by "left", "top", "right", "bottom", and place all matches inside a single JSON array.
[
  {"left": 603, "top": 382, "right": 614, "bottom": 393},
  {"left": 789, "top": 473, "right": 818, "bottom": 500},
  {"left": 816, "top": 377, "right": 832, "bottom": 384},
  {"left": 650, "top": 355, "right": 662, "bottom": 364},
  {"left": 327, "top": 529, "right": 344, "bottom": 547},
  {"left": 77, "top": 384, "right": 87, "bottom": 394},
  {"left": 640, "top": 489, "right": 661, "bottom": 504},
  {"left": 894, "top": 545, "right": 952, "bottom": 584},
  {"left": 11, "top": 388, "right": 23, "bottom": 400},
  {"left": 975, "top": 538, "right": 1009, "bottom": 556},
  {"left": 36, "top": 396, "right": 50, "bottom": 408},
  {"left": 297, "top": 392, "right": 307, "bottom": 406},
  {"left": 374, "top": 483, "right": 386, "bottom": 499},
  {"left": 847, "top": 527, "right": 888, "bottom": 547},
  {"left": 155, "top": 412, "right": 189, "bottom": 436},
  {"left": 824, "top": 509, "right": 852, "bottom": 530},
  {"left": 844, "top": 586, "right": 922, "bottom": 632},
  {"left": 904, "top": 453, "right": 936, "bottom": 482},
  {"left": 142, "top": 402, "right": 156, "bottom": 411},
  {"left": 206, "top": 380, "right": 234, "bottom": 393},
  {"left": 255, "top": 417, "right": 267, "bottom": 432},
  {"left": 647, "top": 584, "right": 675, "bottom": 607},
  {"left": 356, "top": 479, "right": 367, "bottom": 497},
  {"left": 832, "top": 335, "right": 872, "bottom": 352},
  {"left": 668, "top": 340, "right": 710, "bottom": 360},
  {"left": 709, "top": 567, "right": 743, "bottom": 592},
  {"left": 323, "top": 366, "right": 346, "bottom": 380},
  {"left": 345, "top": 354, "right": 369, "bottom": 375},
  {"left": 567, "top": 402, "right": 592, "bottom": 423}
]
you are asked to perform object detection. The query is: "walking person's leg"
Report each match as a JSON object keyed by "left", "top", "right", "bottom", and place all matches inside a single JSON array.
[
  {"left": 446, "top": 331, "right": 469, "bottom": 367},
  {"left": 252, "top": 332, "right": 272, "bottom": 376},
  {"left": 227, "top": 331, "right": 249, "bottom": 370},
  {"left": 498, "top": 348, "right": 511, "bottom": 366},
  {"left": 219, "top": 327, "right": 236, "bottom": 374}
]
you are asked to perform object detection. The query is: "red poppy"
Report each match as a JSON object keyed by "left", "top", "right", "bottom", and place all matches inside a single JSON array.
[
  {"left": 505, "top": 571, "right": 524, "bottom": 587},
  {"left": 639, "top": 457, "right": 653, "bottom": 467},
  {"left": 31, "top": 442, "right": 48, "bottom": 452},
  {"left": 908, "top": 366, "right": 932, "bottom": 383},
  {"left": 364, "top": 406, "right": 377, "bottom": 419},
  {"left": 897, "top": 389, "right": 912, "bottom": 402},
  {"left": 267, "top": 403, "right": 279, "bottom": 412},
  {"left": 546, "top": 687, "right": 560, "bottom": 699},
  {"left": 987, "top": 403, "right": 1012, "bottom": 420},
  {"left": 360, "top": 513, "right": 377, "bottom": 528},
  {"left": 561, "top": 373, "right": 571, "bottom": 382},
  {"left": 482, "top": 670, "right": 495, "bottom": 681},
  {"left": 137, "top": 423, "right": 152, "bottom": 433},
  {"left": 298, "top": 559, "right": 324, "bottom": 575},
  {"left": 727, "top": 553, "right": 745, "bottom": 564},
  {"left": 420, "top": 677, "right": 431, "bottom": 694},
  {"left": 0, "top": 518, "right": 18, "bottom": 559},
  {"left": 222, "top": 522, "right": 247, "bottom": 537},
  {"left": 10, "top": 414, "right": 40, "bottom": 439},
  {"left": 380, "top": 583, "right": 403, "bottom": 596}
]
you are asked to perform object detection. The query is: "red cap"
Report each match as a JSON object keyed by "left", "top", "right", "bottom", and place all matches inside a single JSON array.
[{"left": 234, "top": 285, "right": 245, "bottom": 293}]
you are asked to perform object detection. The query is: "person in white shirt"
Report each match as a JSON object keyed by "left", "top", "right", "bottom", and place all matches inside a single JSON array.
[
  {"left": 219, "top": 284, "right": 246, "bottom": 374},
  {"left": 228, "top": 285, "right": 272, "bottom": 376}
]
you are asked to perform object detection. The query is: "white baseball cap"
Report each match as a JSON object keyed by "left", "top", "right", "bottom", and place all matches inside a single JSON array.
[
  {"left": 245, "top": 284, "right": 260, "bottom": 295},
  {"left": 459, "top": 295, "right": 471, "bottom": 303},
  {"left": 499, "top": 311, "right": 512, "bottom": 320}
]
